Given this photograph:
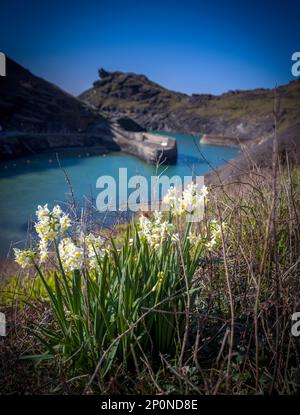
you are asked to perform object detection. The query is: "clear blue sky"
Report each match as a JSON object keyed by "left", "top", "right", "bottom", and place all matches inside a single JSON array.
[{"left": 1, "top": 0, "right": 299, "bottom": 96}]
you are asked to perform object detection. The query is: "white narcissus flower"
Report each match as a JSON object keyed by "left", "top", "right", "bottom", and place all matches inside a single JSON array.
[
  {"left": 84, "top": 233, "right": 105, "bottom": 268},
  {"left": 52, "top": 205, "right": 63, "bottom": 218},
  {"left": 163, "top": 183, "right": 208, "bottom": 217},
  {"left": 58, "top": 238, "right": 83, "bottom": 272},
  {"left": 34, "top": 204, "right": 72, "bottom": 242},
  {"left": 205, "top": 221, "right": 227, "bottom": 250},
  {"left": 181, "top": 183, "right": 207, "bottom": 215},
  {"left": 36, "top": 204, "right": 50, "bottom": 221},
  {"left": 38, "top": 238, "right": 48, "bottom": 263},
  {"left": 187, "top": 232, "right": 202, "bottom": 245},
  {"left": 14, "top": 248, "right": 33, "bottom": 268},
  {"left": 206, "top": 237, "right": 217, "bottom": 250},
  {"left": 59, "top": 214, "right": 71, "bottom": 232},
  {"left": 163, "top": 185, "right": 177, "bottom": 209},
  {"left": 138, "top": 211, "right": 174, "bottom": 249},
  {"left": 200, "top": 185, "right": 209, "bottom": 198}
]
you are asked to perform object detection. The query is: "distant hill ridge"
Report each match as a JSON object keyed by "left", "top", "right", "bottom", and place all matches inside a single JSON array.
[{"left": 79, "top": 68, "right": 300, "bottom": 145}]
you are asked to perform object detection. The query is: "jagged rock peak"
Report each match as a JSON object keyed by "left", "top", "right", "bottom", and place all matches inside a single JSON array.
[{"left": 98, "top": 68, "right": 110, "bottom": 79}]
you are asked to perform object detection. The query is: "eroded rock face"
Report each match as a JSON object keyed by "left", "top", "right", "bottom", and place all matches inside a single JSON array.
[{"left": 79, "top": 69, "right": 300, "bottom": 144}]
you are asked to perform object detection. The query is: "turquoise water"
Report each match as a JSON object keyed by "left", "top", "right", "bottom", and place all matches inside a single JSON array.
[{"left": 0, "top": 133, "right": 239, "bottom": 257}]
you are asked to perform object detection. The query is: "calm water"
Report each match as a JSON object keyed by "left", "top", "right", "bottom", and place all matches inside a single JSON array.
[{"left": 0, "top": 133, "right": 239, "bottom": 257}]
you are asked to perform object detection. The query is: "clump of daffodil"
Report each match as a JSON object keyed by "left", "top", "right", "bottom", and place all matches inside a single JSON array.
[
  {"left": 34, "top": 204, "right": 71, "bottom": 263},
  {"left": 138, "top": 211, "right": 174, "bottom": 249},
  {"left": 163, "top": 183, "right": 208, "bottom": 217},
  {"left": 14, "top": 204, "right": 75, "bottom": 269},
  {"left": 35, "top": 204, "right": 71, "bottom": 241},
  {"left": 163, "top": 183, "right": 228, "bottom": 251},
  {"left": 186, "top": 220, "right": 227, "bottom": 252},
  {"left": 12, "top": 186, "right": 230, "bottom": 379},
  {"left": 14, "top": 186, "right": 225, "bottom": 277}
]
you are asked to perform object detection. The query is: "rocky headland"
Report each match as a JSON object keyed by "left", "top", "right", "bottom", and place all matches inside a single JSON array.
[
  {"left": 80, "top": 68, "right": 300, "bottom": 148},
  {"left": 0, "top": 58, "right": 177, "bottom": 164}
]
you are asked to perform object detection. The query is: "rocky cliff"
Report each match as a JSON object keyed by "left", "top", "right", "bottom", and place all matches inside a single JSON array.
[
  {"left": 79, "top": 68, "right": 300, "bottom": 145},
  {"left": 0, "top": 58, "right": 106, "bottom": 134},
  {"left": 0, "top": 58, "right": 177, "bottom": 163}
]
